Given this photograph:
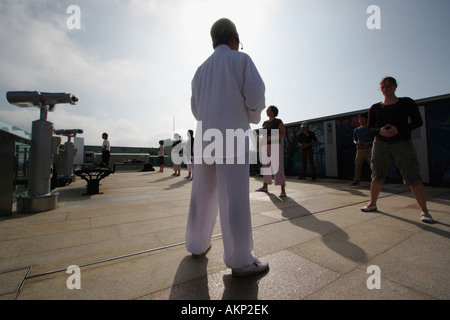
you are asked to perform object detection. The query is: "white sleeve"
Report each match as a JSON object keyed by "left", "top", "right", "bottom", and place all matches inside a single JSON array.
[
  {"left": 191, "top": 72, "right": 199, "bottom": 120},
  {"left": 243, "top": 57, "right": 266, "bottom": 124}
]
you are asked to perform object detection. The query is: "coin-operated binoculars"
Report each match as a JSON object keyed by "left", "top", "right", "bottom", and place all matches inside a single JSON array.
[
  {"left": 54, "top": 129, "right": 83, "bottom": 178},
  {"left": 6, "top": 91, "right": 78, "bottom": 213}
]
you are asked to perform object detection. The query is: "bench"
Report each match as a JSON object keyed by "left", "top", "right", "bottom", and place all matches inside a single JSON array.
[{"left": 75, "top": 165, "right": 113, "bottom": 195}]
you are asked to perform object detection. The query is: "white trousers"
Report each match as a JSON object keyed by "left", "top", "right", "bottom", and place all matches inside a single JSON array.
[{"left": 186, "top": 157, "right": 255, "bottom": 269}]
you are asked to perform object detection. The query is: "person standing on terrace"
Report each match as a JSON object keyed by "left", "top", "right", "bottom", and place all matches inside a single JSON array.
[
  {"left": 361, "top": 76, "right": 433, "bottom": 223},
  {"left": 101, "top": 132, "right": 110, "bottom": 167},
  {"left": 186, "top": 18, "right": 268, "bottom": 276},
  {"left": 256, "top": 105, "right": 286, "bottom": 197}
]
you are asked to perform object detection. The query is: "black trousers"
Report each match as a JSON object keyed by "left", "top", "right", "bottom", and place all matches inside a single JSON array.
[
  {"left": 301, "top": 148, "right": 316, "bottom": 178},
  {"left": 102, "top": 150, "right": 110, "bottom": 166}
]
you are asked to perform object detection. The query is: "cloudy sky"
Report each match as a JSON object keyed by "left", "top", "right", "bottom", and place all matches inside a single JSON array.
[{"left": 1, "top": 0, "right": 449, "bottom": 148}]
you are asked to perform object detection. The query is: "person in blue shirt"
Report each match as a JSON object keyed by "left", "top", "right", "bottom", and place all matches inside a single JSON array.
[{"left": 348, "top": 113, "right": 373, "bottom": 185}]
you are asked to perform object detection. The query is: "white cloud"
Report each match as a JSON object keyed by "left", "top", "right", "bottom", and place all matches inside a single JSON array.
[
  {"left": 0, "top": 0, "right": 190, "bottom": 147},
  {"left": 3, "top": 0, "right": 448, "bottom": 150},
  {"left": 1, "top": 0, "right": 281, "bottom": 148}
]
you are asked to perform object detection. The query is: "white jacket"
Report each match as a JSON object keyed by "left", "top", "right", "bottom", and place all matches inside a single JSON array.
[{"left": 191, "top": 45, "right": 266, "bottom": 162}]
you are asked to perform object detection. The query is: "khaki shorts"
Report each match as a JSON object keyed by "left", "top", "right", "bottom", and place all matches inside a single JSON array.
[{"left": 371, "top": 139, "right": 422, "bottom": 185}]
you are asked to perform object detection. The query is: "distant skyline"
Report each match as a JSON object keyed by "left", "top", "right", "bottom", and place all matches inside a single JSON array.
[{"left": 1, "top": 0, "right": 449, "bottom": 147}]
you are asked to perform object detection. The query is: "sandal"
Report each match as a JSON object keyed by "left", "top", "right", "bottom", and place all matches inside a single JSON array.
[{"left": 420, "top": 212, "right": 434, "bottom": 223}]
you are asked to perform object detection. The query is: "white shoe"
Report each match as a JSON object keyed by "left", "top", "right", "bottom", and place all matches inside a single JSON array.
[
  {"left": 191, "top": 244, "right": 211, "bottom": 259},
  {"left": 361, "top": 204, "right": 377, "bottom": 212},
  {"left": 232, "top": 258, "right": 269, "bottom": 277}
]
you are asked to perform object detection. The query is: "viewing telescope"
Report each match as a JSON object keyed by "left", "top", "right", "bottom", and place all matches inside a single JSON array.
[
  {"left": 54, "top": 128, "right": 84, "bottom": 180},
  {"left": 5, "top": 90, "right": 79, "bottom": 213},
  {"left": 54, "top": 129, "right": 84, "bottom": 137},
  {"left": 6, "top": 91, "right": 78, "bottom": 112}
]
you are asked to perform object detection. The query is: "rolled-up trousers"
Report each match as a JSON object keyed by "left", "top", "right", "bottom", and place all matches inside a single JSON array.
[
  {"left": 353, "top": 148, "right": 371, "bottom": 182},
  {"left": 263, "top": 143, "right": 285, "bottom": 186},
  {"left": 186, "top": 156, "right": 255, "bottom": 269}
]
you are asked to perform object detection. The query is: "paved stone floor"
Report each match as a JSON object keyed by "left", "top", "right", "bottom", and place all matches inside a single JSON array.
[{"left": 0, "top": 169, "right": 449, "bottom": 306}]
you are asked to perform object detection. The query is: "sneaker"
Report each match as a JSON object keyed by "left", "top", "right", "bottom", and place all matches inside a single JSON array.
[
  {"left": 191, "top": 244, "right": 211, "bottom": 259},
  {"left": 279, "top": 192, "right": 286, "bottom": 197},
  {"left": 255, "top": 187, "right": 268, "bottom": 192},
  {"left": 420, "top": 212, "right": 434, "bottom": 223},
  {"left": 232, "top": 258, "right": 269, "bottom": 277},
  {"left": 347, "top": 181, "right": 359, "bottom": 186},
  {"left": 361, "top": 204, "right": 377, "bottom": 212}
]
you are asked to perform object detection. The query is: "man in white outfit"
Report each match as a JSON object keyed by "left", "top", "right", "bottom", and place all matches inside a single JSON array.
[{"left": 186, "top": 18, "right": 268, "bottom": 276}]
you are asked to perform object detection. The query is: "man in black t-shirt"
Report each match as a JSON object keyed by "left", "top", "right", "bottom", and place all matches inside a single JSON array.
[{"left": 297, "top": 122, "right": 317, "bottom": 180}]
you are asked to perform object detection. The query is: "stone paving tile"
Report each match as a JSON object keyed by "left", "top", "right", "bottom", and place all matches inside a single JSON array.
[{"left": 139, "top": 250, "right": 341, "bottom": 300}]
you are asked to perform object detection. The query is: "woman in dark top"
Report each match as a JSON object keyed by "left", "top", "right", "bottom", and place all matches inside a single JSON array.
[
  {"left": 361, "top": 76, "right": 433, "bottom": 223},
  {"left": 256, "top": 105, "right": 286, "bottom": 197}
]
